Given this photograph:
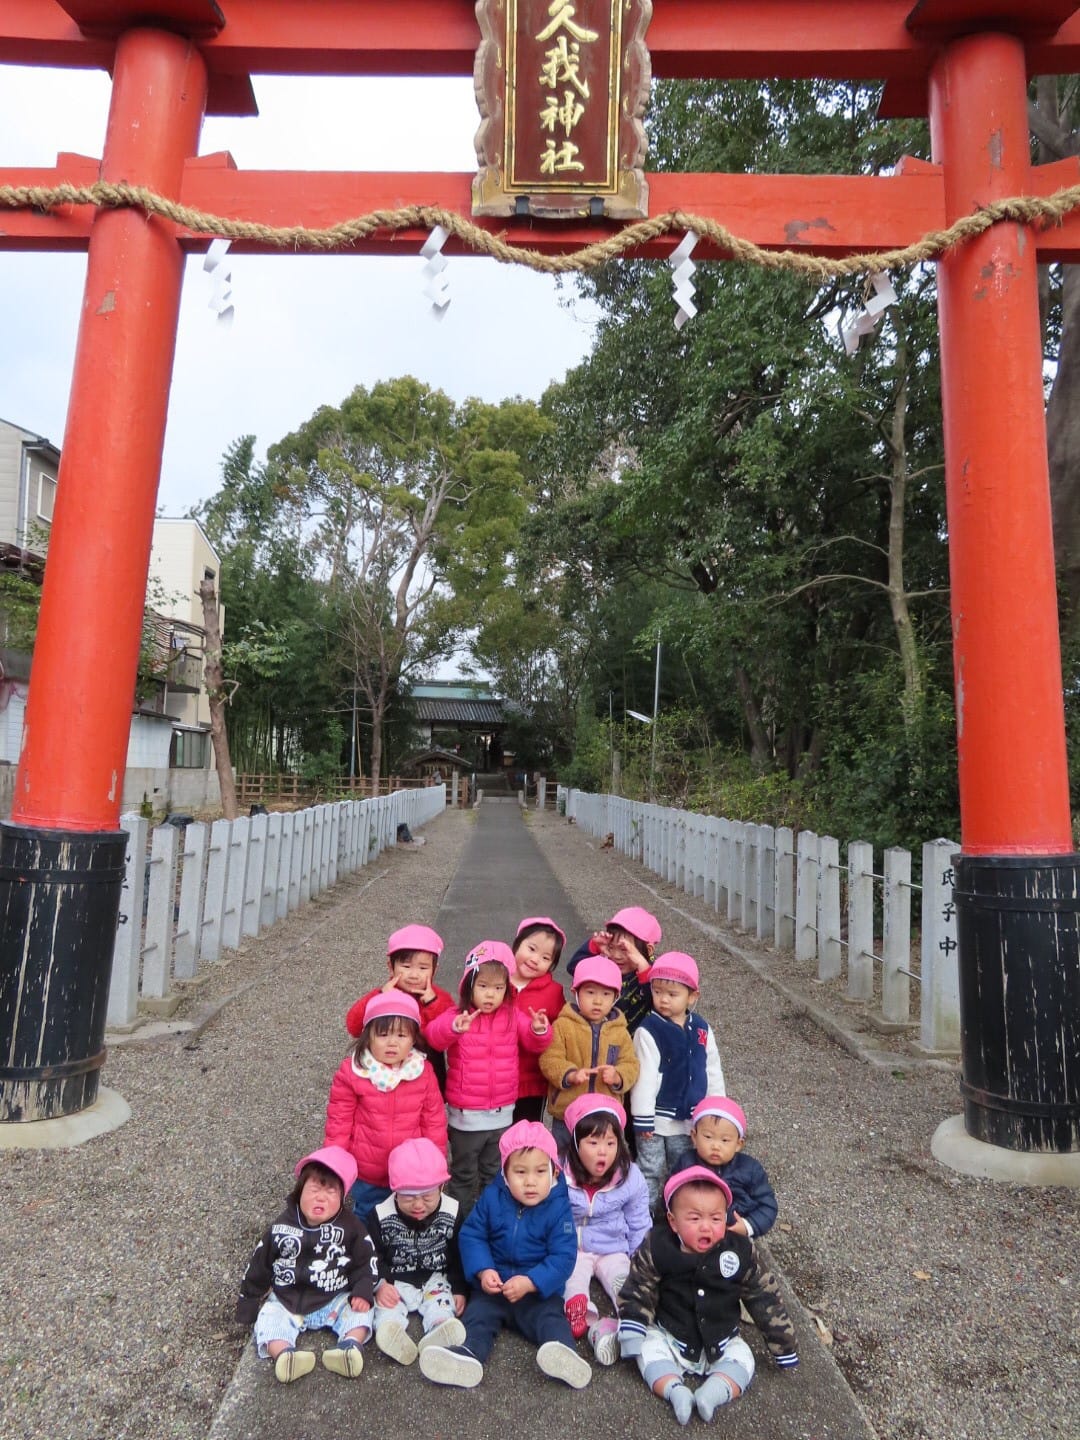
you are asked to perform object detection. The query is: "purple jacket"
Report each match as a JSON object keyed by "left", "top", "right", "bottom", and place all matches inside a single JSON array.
[{"left": 566, "top": 1161, "right": 652, "bottom": 1258}]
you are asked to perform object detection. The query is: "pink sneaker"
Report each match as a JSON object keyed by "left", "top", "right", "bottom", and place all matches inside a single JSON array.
[
  {"left": 564, "top": 1294, "right": 589, "bottom": 1340},
  {"left": 588, "top": 1317, "right": 619, "bottom": 1366}
]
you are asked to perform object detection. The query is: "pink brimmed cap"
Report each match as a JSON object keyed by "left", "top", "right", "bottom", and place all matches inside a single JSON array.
[
  {"left": 649, "top": 951, "right": 700, "bottom": 990},
  {"left": 499, "top": 1119, "right": 559, "bottom": 1168},
  {"left": 514, "top": 916, "right": 567, "bottom": 949},
  {"left": 461, "top": 940, "right": 516, "bottom": 992},
  {"left": 564, "top": 1092, "right": 627, "bottom": 1136},
  {"left": 387, "top": 923, "right": 444, "bottom": 957},
  {"left": 388, "top": 1137, "right": 451, "bottom": 1193},
  {"left": 663, "top": 1165, "right": 733, "bottom": 1212},
  {"left": 607, "top": 906, "right": 662, "bottom": 945},
  {"left": 691, "top": 1095, "right": 746, "bottom": 1137},
  {"left": 571, "top": 955, "right": 623, "bottom": 993},
  {"left": 295, "top": 1144, "right": 358, "bottom": 1197},
  {"left": 362, "top": 989, "right": 421, "bottom": 1027}
]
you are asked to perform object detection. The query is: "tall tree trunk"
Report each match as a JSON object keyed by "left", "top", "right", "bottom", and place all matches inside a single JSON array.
[
  {"left": 199, "top": 578, "right": 239, "bottom": 820},
  {"left": 733, "top": 660, "right": 773, "bottom": 770},
  {"left": 369, "top": 694, "right": 384, "bottom": 791},
  {"left": 885, "top": 341, "right": 923, "bottom": 724}
]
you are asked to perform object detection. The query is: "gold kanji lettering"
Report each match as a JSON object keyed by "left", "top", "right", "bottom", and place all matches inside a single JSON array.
[
  {"left": 539, "top": 138, "right": 586, "bottom": 174},
  {"left": 539, "top": 90, "right": 586, "bottom": 137},
  {"left": 539, "top": 35, "right": 591, "bottom": 99},
  {"left": 535, "top": 2, "right": 600, "bottom": 44}
]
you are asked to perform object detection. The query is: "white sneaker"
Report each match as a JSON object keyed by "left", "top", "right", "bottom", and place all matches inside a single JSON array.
[
  {"left": 418, "top": 1318, "right": 466, "bottom": 1352},
  {"left": 321, "top": 1345, "right": 364, "bottom": 1379},
  {"left": 375, "top": 1320, "right": 418, "bottom": 1366},
  {"left": 536, "top": 1341, "right": 592, "bottom": 1388},
  {"left": 274, "top": 1349, "right": 316, "bottom": 1383},
  {"left": 418, "top": 1344, "right": 484, "bottom": 1389},
  {"left": 589, "top": 1319, "right": 620, "bottom": 1367}
]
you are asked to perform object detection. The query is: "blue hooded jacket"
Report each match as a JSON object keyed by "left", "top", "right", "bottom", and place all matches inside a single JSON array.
[{"left": 459, "top": 1169, "right": 578, "bottom": 1299}]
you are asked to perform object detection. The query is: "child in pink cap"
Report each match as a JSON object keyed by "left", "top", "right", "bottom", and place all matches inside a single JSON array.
[
  {"left": 566, "top": 905, "right": 661, "bottom": 1033},
  {"left": 617, "top": 1167, "right": 795, "bottom": 1423},
  {"left": 559, "top": 1095, "right": 651, "bottom": 1364},
  {"left": 509, "top": 916, "right": 567, "bottom": 1123},
  {"left": 236, "top": 1146, "right": 379, "bottom": 1384},
  {"left": 670, "top": 1096, "right": 778, "bottom": 1239},
  {"left": 418, "top": 1121, "right": 590, "bottom": 1392},
  {"left": 425, "top": 942, "right": 552, "bottom": 1214},
  {"left": 325, "top": 989, "right": 448, "bottom": 1218},
  {"left": 540, "top": 955, "right": 639, "bottom": 1154},
  {"left": 366, "top": 1138, "right": 468, "bottom": 1366},
  {"left": 345, "top": 924, "right": 455, "bottom": 1091},
  {"left": 630, "top": 952, "right": 726, "bottom": 1212}
]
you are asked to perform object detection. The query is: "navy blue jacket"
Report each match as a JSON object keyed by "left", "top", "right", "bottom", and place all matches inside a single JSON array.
[
  {"left": 567, "top": 938, "right": 653, "bottom": 1032},
  {"left": 670, "top": 1147, "right": 778, "bottom": 1237}
]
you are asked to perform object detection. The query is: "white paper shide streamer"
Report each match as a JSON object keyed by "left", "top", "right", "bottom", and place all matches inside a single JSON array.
[
  {"left": 203, "top": 236, "right": 235, "bottom": 327},
  {"left": 841, "top": 271, "right": 897, "bottom": 355},
  {"left": 668, "top": 230, "right": 699, "bottom": 330},
  {"left": 421, "top": 225, "right": 451, "bottom": 320}
]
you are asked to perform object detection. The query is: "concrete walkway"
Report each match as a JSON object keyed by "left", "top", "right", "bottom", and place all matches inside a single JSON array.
[{"left": 208, "top": 799, "right": 874, "bottom": 1440}]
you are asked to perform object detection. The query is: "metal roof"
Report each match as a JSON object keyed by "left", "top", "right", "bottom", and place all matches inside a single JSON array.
[{"left": 411, "top": 697, "right": 506, "bottom": 725}]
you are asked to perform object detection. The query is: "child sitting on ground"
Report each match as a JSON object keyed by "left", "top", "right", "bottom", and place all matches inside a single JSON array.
[
  {"left": 617, "top": 1168, "right": 795, "bottom": 1424},
  {"left": 425, "top": 941, "right": 552, "bottom": 1213},
  {"left": 540, "top": 956, "right": 639, "bottom": 1154},
  {"left": 630, "top": 952, "right": 726, "bottom": 1212},
  {"left": 345, "top": 924, "right": 454, "bottom": 1091},
  {"left": 560, "top": 1095, "right": 651, "bottom": 1365},
  {"left": 670, "top": 1096, "right": 778, "bottom": 1239},
  {"left": 418, "top": 1121, "right": 591, "bottom": 1391},
  {"left": 567, "top": 906, "right": 662, "bottom": 1033},
  {"left": 509, "top": 916, "right": 567, "bottom": 1123},
  {"left": 670, "top": 1096, "right": 798, "bottom": 1370},
  {"left": 325, "top": 990, "right": 448, "bottom": 1218},
  {"left": 236, "top": 1145, "right": 378, "bottom": 1383},
  {"left": 365, "top": 1138, "right": 468, "bottom": 1366}
]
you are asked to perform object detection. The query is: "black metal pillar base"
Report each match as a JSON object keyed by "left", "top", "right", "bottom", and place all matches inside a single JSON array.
[
  {"left": 0, "top": 821, "right": 127, "bottom": 1122},
  {"left": 954, "top": 854, "right": 1080, "bottom": 1153}
]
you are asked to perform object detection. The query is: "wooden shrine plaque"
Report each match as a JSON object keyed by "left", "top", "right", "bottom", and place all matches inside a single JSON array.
[{"left": 473, "top": 0, "right": 653, "bottom": 220}]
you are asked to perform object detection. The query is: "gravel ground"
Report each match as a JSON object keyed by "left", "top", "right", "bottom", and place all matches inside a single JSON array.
[
  {"left": 526, "top": 808, "right": 1080, "bottom": 1440},
  {"left": 1, "top": 804, "right": 1076, "bottom": 1440}
]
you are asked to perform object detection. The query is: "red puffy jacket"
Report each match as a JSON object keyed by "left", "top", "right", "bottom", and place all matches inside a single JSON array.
[
  {"left": 511, "top": 974, "right": 566, "bottom": 1099},
  {"left": 324, "top": 1054, "right": 448, "bottom": 1186},
  {"left": 425, "top": 1002, "right": 552, "bottom": 1112}
]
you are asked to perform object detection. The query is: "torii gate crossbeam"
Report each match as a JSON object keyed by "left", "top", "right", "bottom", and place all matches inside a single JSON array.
[{"left": 0, "top": 1, "right": 1078, "bottom": 1177}]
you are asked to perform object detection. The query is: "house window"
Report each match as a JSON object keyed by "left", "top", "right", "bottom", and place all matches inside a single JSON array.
[
  {"left": 37, "top": 472, "right": 57, "bottom": 523},
  {"left": 171, "top": 729, "right": 209, "bottom": 769}
]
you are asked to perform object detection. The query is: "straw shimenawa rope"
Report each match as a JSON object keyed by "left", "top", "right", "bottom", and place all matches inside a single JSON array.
[{"left": 3, "top": 178, "right": 1080, "bottom": 279}]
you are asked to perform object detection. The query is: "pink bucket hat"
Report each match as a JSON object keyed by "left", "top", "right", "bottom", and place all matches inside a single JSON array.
[
  {"left": 388, "top": 1138, "right": 451, "bottom": 1193},
  {"left": 691, "top": 1096, "right": 746, "bottom": 1137},
  {"left": 564, "top": 1093, "right": 627, "bottom": 1137},
  {"left": 649, "top": 951, "right": 700, "bottom": 990},
  {"left": 514, "top": 915, "right": 567, "bottom": 949},
  {"left": 571, "top": 955, "right": 623, "bottom": 993},
  {"left": 362, "top": 989, "right": 421, "bottom": 1027},
  {"left": 387, "top": 923, "right": 444, "bottom": 957},
  {"left": 607, "top": 906, "right": 662, "bottom": 945},
  {"left": 499, "top": 1119, "right": 560, "bottom": 1169},
  {"left": 663, "top": 1165, "right": 733, "bottom": 1212},
  {"left": 295, "top": 1145, "right": 358, "bottom": 1197},
  {"left": 460, "top": 939, "right": 516, "bottom": 994}
]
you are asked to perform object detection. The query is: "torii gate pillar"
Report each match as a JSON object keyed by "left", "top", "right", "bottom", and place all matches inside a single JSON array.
[
  {"left": 930, "top": 31, "right": 1080, "bottom": 1157},
  {"left": 0, "top": 27, "right": 207, "bottom": 1122}
]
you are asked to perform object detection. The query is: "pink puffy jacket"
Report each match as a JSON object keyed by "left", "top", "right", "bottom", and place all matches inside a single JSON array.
[
  {"left": 324, "top": 1055, "right": 448, "bottom": 1187},
  {"left": 425, "top": 1003, "right": 552, "bottom": 1112}
]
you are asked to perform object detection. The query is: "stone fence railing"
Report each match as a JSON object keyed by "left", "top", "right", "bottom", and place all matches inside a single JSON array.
[
  {"left": 560, "top": 788, "right": 960, "bottom": 1056},
  {"left": 108, "top": 786, "right": 446, "bottom": 1029}
]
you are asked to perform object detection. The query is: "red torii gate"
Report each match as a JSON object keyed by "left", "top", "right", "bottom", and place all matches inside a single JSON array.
[{"left": 1, "top": 1, "right": 1078, "bottom": 1168}]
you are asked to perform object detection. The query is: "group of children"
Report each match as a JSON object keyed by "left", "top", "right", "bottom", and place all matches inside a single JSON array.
[{"left": 237, "top": 908, "right": 798, "bottom": 1423}]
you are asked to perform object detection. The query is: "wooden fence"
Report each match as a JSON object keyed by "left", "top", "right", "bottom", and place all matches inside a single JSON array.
[
  {"left": 108, "top": 786, "right": 447, "bottom": 1028},
  {"left": 235, "top": 773, "right": 471, "bottom": 808},
  {"left": 560, "top": 788, "right": 960, "bottom": 1055}
]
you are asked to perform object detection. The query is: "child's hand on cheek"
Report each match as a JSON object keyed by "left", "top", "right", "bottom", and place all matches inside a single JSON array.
[
  {"left": 478, "top": 1268, "right": 503, "bottom": 1294},
  {"left": 501, "top": 1275, "right": 536, "bottom": 1303}
]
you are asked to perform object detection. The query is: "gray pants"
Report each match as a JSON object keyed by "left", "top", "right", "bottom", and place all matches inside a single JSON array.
[
  {"left": 636, "top": 1133, "right": 691, "bottom": 1213},
  {"left": 448, "top": 1125, "right": 507, "bottom": 1215}
]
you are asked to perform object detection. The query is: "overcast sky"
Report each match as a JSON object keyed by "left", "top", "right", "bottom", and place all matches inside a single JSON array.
[{"left": 0, "top": 65, "right": 599, "bottom": 516}]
